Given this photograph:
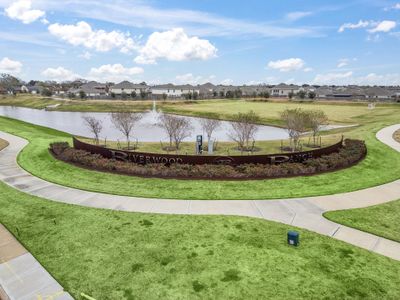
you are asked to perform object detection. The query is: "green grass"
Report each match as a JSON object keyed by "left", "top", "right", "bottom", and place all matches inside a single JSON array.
[
  {"left": 0, "top": 108, "right": 399, "bottom": 199},
  {"left": 325, "top": 200, "right": 400, "bottom": 243},
  {"left": 1, "top": 180, "right": 400, "bottom": 299},
  {"left": 0, "top": 94, "right": 152, "bottom": 112}
]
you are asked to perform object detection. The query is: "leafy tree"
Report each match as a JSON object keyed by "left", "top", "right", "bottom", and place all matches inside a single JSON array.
[
  {"left": 121, "top": 92, "right": 128, "bottom": 100},
  {"left": 0, "top": 73, "right": 21, "bottom": 92},
  {"left": 131, "top": 91, "right": 137, "bottom": 99},
  {"left": 288, "top": 91, "right": 295, "bottom": 99},
  {"left": 305, "top": 110, "right": 328, "bottom": 146},
  {"left": 79, "top": 90, "right": 86, "bottom": 99},
  {"left": 110, "top": 92, "right": 116, "bottom": 98},
  {"left": 226, "top": 90, "right": 234, "bottom": 98},
  {"left": 280, "top": 108, "right": 308, "bottom": 151},
  {"left": 192, "top": 91, "right": 199, "bottom": 100},
  {"left": 212, "top": 91, "right": 218, "bottom": 98},
  {"left": 297, "top": 90, "right": 306, "bottom": 99},
  {"left": 140, "top": 90, "right": 147, "bottom": 99},
  {"left": 219, "top": 91, "right": 225, "bottom": 98},
  {"left": 162, "top": 93, "right": 168, "bottom": 100},
  {"left": 308, "top": 91, "right": 317, "bottom": 100},
  {"left": 41, "top": 88, "right": 53, "bottom": 97}
]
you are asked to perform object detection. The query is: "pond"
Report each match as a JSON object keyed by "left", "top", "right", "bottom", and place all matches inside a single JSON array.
[{"left": 0, "top": 106, "right": 342, "bottom": 143}]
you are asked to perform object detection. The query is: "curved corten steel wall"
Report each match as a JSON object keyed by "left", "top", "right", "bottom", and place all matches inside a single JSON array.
[{"left": 73, "top": 137, "right": 344, "bottom": 165}]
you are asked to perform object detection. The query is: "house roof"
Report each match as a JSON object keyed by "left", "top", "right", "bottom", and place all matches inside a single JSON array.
[{"left": 112, "top": 81, "right": 147, "bottom": 89}]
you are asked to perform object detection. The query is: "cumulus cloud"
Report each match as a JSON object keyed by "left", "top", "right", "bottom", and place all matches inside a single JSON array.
[
  {"left": 88, "top": 64, "right": 144, "bottom": 82},
  {"left": 338, "top": 20, "right": 370, "bottom": 33},
  {"left": 368, "top": 21, "right": 396, "bottom": 33},
  {"left": 313, "top": 71, "right": 353, "bottom": 85},
  {"left": 48, "top": 21, "right": 139, "bottom": 53},
  {"left": 41, "top": 67, "right": 79, "bottom": 82},
  {"left": 5, "top": 0, "right": 45, "bottom": 24},
  {"left": 337, "top": 59, "right": 349, "bottom": 68},
  {"left": 339, "top": 20, "right": 396, "bottom": 34},
  {"left": 134, "top": 28, "right": 217, "bottom": 64},
  {"left": 175, "top": 73, "right": 216, "bottom": 85},
  {"left": 267, "top": 58, "right": 305, "bottom": 72},
  {"left": 79, "top": 51, "right": 92, "bottom": 60},
  {"left": 0, "top": 57, "right": 23, "bottom": 74}
]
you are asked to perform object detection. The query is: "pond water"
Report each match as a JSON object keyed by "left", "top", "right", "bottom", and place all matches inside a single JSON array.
[{"left": 0, "top": 106, "right": 291, "bottom": 142}]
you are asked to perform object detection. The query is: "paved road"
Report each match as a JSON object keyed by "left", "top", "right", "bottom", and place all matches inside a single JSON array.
[{"left": 0, "top": 124, "right": 399, "bottom": 264}]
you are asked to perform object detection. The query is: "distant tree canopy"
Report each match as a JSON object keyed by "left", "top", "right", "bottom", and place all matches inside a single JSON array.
[{"left": 0, "top": 73, "right": 21, "bottom": 91}]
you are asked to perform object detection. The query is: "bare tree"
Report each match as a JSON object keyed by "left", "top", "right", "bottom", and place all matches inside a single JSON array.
[
  {"left": 306, "top": 110, "right": 328, "bottom": 146},
  {"left": 158, "top": 113, "right": 193, "bottom": 150},
  {"left": 280, "top": 108, "right": 308, "bottom": 151},
  {"left": 229, "top": 111, "right": 260, "bottom": 151},
  {"left": 110, "top": 112, "right": 142, "bottom": 149},
  {"left": 82, "top": 116, "right": 103, "bottom": 145},
  {"left": 200, "top": 118, "right": 221, "bottom": 142}
]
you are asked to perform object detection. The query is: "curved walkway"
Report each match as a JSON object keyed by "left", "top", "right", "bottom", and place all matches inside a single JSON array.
[{"left": 0, "top": 125, "right": 400, "bottom": 262}]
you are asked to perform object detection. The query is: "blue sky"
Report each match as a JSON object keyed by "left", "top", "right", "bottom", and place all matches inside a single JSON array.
[{"left": 0, "top": 0, "right": 400, "bottom": 85}]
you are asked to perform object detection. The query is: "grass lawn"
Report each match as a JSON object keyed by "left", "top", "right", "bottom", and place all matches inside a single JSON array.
[
  {"left": 1, "top": 180, "right": 400, "bottom": 299},
  {"left": 394, "top": 129, "right": 400, "bottom": 143},
  {"left": 0, "top": 94, "right": 152, "bottom": 112},
  {"left": 325, "top": 200, "right": 400, "bottom": 243},
  {"left": 0, "top": 98, "right": 399, "bottom": 200},
  {"left": 0, "top": 138, "right": 8, "bottom": 151},
  {"left": 157, "top": 99, "right": 389, "bottom": 127}
]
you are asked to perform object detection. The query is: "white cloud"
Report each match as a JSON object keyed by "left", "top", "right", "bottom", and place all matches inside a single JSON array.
[
  {"left": 338, "top": 20, "right": 370, "bottom": 33},
  {"left": 48, "top": 21, "right": 139, "bottom": 53},
  {"left": 134, "top": 28, "right": 217, "bottom": 64},
  {"left": 339, "top": 20, "right": 396, "bottom": 34},
  {"left": 41, "top": 67, "right": 79, "bottom": 82},
  {"left": 88, "top": 64, "right": 144, "bottom": 82},
  {"left": 220, "top": 78, "right": 233, "bottom": 85},
  {"left": 286, "top": 11, "right": 312, "bottom": 22},
  {"left": 175, "top": 73, "right": 216, "bottom": 85},
  {"left": 79, "top": 51, "right": 92, "bottom": 60},
  {"left": 368, "top": 21, "right": 396, "bottom": 33},
  {"left": 303, "top": 67, "right": 313, "bottom": 73},
  {"left": 0, "top": 57, "right": 22, "bottom": 74},
  {"left": 337, "top": 59, "right": 349, "bottom": 68},
  {"left": 5, "top": 0, "right": 45, "bottom": 24},
  {"left": 313, "top": 71, "right": 353, "bottom": 85},
  {"left": 267, "top": 58, "right": 305, "bottom": 72}
]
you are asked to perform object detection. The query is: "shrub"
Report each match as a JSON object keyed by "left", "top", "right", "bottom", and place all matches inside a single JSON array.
[{"left": 49, "top": 139, "right": 366, "bottom": 180}]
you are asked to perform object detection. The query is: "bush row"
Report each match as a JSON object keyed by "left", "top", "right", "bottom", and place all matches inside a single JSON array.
[{"left": 49, "top": 139, "right": 366, "bottom": 180}]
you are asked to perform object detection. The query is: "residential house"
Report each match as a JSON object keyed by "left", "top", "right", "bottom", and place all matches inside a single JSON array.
[
  {"left": 68, "top": 81, "right": 108, "bottom": 97},
  {"left": 151, "top": 84, "right": 200, "bottom": 98},
  {"left": 364, "top": 87, "right": 392, "bottom": 100},
  {"left": 110, "top": 81, "right": 148, "bottom": 95},
  {"left": 270, "top": 84, "right": 300, "bottom": 97}
]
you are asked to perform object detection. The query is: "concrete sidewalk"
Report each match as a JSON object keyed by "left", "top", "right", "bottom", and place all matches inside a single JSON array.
[
  {"left": 0, "top": 224, "right": 73, "bottom": 300},
  {"left": 0, "top": 124, "right": 399, "bottom": 264}
]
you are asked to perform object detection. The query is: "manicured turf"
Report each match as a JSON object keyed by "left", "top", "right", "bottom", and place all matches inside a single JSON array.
[
  {"left": 1, "top": 180, "right": 400, "bottom": 299},
  {"left": 0, "top": 100, "right": 399, "bottom": 200},
  {"left": 325, "top": 200, "right": 400, "bottom": 243},
  {"left": 0, "top": 94, "right": 152, "bottom": 112}
]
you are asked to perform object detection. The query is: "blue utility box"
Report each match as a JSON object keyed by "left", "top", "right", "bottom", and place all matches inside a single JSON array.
[{"left": 288, "top": 231, "right": 299, "bottom": 246}]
